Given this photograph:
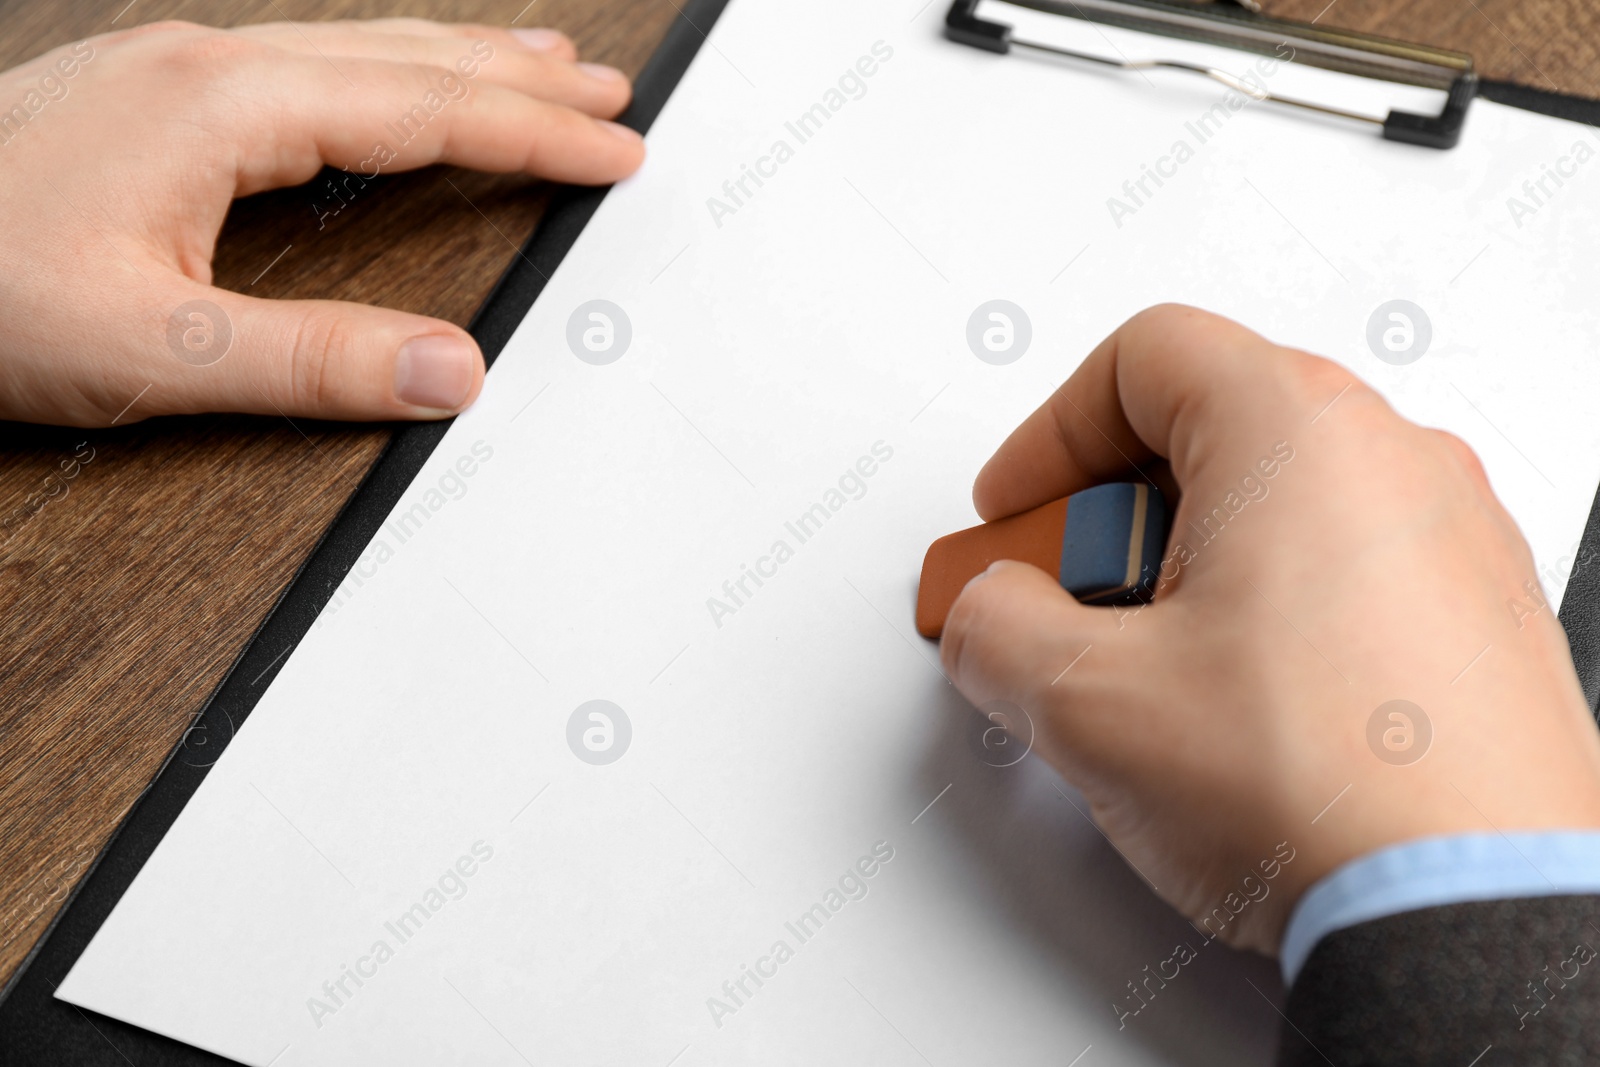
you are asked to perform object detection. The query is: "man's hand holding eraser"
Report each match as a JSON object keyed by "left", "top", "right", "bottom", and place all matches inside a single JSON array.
[{"left": 916, "top": 305, "right": 1600, "bottom": 1056}]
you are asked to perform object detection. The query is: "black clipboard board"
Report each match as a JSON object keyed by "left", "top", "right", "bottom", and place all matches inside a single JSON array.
[{"left": 3, "top": 2, "right": 1600, "bottom": 1062}]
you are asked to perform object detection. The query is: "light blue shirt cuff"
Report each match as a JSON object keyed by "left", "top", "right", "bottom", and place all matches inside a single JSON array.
[{"left": 1281, "top": 830, "right": 1600, "bottom": 986}]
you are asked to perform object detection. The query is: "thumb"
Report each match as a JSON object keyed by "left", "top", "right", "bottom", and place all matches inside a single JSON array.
[
  {"left": 939, "top": 559, "right": 1115, "bottom": 712},
  {"left": 159, "top": 286, "right": 485, "bottom": 420}
]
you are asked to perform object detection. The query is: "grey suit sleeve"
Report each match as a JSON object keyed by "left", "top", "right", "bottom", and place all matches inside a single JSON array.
[{"left": 1278, "top": 895, "right": 1600, "bottom": 1065}]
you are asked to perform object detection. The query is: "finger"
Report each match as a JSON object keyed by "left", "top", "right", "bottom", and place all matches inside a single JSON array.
[
  {"left": 940, "top": 559, "right": 1118, "bottom": 711},
  {"left": 304, "top": 19, "right": 580, "bottom": 63},
  {"left": 157, "top": 283, "right": 485, "bottom": 421},
  {"left": 232, "top": 23, "right": 630, "bottom": 117},
  {"left": 233, "top": 51, "right": 643, "bottom": 194},
  {"left": 971, "top": 304, "right": 1357, "bottom": 520}
]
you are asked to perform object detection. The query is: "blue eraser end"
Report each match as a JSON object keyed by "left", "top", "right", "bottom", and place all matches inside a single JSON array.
[{"left": 1058, "top": 483, "right": 1168, "bottom": 605}]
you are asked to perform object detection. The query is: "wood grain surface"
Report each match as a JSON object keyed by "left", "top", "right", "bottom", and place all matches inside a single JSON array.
[{"left": 0, "top": 0, "right": 1594, "bottom": 996}]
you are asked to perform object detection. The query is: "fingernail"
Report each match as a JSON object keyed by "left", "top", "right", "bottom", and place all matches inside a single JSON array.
[
  {"left": 579, "top": 62, "right": 626, "bottom": 83},
  {"left": 510, "top": 27, "right": 567, "bottom": 52},
  {"left": 599, "top": 120, "right": 642, "bottom": 143},
  {"left": 395, "top": 335, "right": 476, "bottom": 411}
]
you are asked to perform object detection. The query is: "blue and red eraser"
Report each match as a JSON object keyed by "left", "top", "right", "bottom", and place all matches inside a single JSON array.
[{"left": 915, "top": 483, "right": 1171, "bottom": 639}]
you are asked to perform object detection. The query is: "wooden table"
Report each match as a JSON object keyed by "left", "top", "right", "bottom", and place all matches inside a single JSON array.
[{"left": 1, "top": 0, "right": 1595, "bottom": 994}]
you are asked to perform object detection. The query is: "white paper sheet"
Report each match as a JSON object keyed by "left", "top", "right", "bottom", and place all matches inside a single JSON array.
[{"left": 58, "top": 1, "right": 1600, "bottom": 1064}]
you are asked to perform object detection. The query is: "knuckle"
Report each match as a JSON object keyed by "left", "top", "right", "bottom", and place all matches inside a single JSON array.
[
  {"left": 1431, "top": 428, "right": 1491, "bottom": 485},
  {"left": 409, "top": 60, "right": 458, "bottom": 89},
  {"left": 61, "top": 385, "right": 133, "bottom": 428},
  {"left": 1290, "top": 350, "right": 1352, "bottom": 390},
  {"left": 1431, "top": 427, "right": 1477, "bottom": 462},
  {"left": 134, "top": 18, "right": 206, "bottom": 36},
  {"left": 159, "top": 26, "right": 263, "bottom": 75},
  {"left": 96, "top": 19, "right": 208, "bottom": 55},
  {"left": 109, "top": 18, "right": 204, "bottom": 41},
  {"left": 287, "top": 311, "right": 348, "bottom": 410},
  {"left": 1284, "top": 351, "right": 1375, "bottom": 412}
]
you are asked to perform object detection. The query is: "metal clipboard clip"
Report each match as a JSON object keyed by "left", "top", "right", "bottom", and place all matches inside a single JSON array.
[{"left": 945, "top": 0, "right": 1477, "bottom": 148}]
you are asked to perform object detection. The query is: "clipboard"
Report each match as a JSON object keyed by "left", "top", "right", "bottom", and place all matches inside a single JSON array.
[
  {"left": 947, "top": 0, "right": 1478, "bottom": 148},
  {"left": 945, "top": 0, "right": 1600, "bottom": 145},
  {"left": 4, "top": 1, "right": 1600, "bottom": 1062}
]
